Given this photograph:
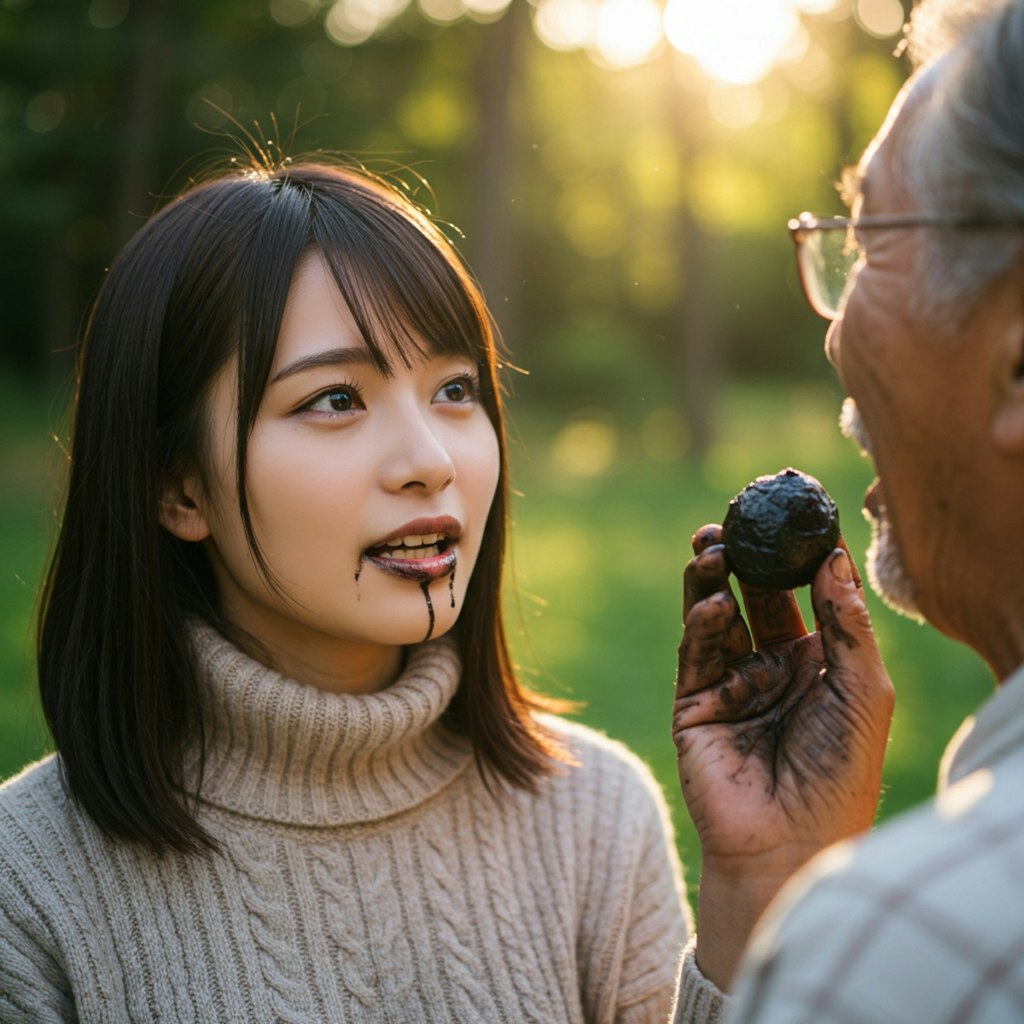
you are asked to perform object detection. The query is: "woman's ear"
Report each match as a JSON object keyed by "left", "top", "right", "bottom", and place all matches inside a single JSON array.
[{"left": 159, "top": 474, "right": 211, "bottom": 542}]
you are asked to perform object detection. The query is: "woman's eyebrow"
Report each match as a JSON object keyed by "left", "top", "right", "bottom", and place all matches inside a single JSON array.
[{"left": 270, "top": 347, "right": 375, "bottom": 385}]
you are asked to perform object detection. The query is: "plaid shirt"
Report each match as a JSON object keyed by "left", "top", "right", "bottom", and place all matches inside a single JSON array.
[{"left": 721, "top": 662, "right": 1024, "bottom": 1023}]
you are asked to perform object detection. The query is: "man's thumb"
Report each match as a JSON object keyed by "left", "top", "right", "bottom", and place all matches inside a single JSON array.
[{"left": 813, "top": 548, "right": 884, "bottom": 678}]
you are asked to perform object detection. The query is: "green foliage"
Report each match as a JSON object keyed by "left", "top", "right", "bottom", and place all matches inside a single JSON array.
[{"left": 2, "top": 0, "right": 911, "bottom": 426}]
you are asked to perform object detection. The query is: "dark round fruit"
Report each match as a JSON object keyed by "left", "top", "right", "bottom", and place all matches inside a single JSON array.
[{"left": 722, "top": 468, "right": 840, "bottom": 590}]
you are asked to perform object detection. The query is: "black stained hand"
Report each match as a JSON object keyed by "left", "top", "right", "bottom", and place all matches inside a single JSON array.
[{"left": 674, "top": 523, "right": 893, "bottom": 866}]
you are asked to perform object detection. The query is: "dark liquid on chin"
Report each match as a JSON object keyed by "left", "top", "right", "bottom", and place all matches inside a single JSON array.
[
  {"left": 420, "top": 580, "right": 436, "bottom": 642},
  {"left": 449, "top": 568, "right": 456, "bottom": 608}
]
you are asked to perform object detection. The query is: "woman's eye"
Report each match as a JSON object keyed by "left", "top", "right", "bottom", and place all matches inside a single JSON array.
[
  {"left": 306, "top": 386, "right": 362, "bottom": 414},
  {"left": 436, "top": 375, "right": 478, "bottom": 404}
]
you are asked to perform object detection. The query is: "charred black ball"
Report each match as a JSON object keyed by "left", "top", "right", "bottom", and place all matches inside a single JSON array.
[{"left": 722, "top": 468, "right": 840, "bottom": 590}]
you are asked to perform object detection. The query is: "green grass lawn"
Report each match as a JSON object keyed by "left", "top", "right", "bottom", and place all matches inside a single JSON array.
[{"left": 0, "top": 368, "right": 995, "bottom": 911}]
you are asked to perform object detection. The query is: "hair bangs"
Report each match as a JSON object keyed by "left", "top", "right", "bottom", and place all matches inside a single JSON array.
[{"left": 293, "top": 168, "right": 494, "bottom": 385}]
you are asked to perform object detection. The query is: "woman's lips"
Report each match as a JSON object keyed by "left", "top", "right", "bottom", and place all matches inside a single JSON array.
[{"left": 364, "top": 533, "right": 458, "bottom": 582}]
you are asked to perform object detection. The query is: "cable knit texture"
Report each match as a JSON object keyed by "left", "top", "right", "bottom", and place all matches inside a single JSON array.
[
  {"left": 0, "top": 623, "right": 690, "bottom": 1022},
  {"left": 672, "top": 936, "right": 730, "bottom": 1023}
]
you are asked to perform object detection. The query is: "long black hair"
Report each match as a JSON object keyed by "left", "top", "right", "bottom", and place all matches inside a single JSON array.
[{"left": 38, "top": 161, "right": 564, "bottom": 854}]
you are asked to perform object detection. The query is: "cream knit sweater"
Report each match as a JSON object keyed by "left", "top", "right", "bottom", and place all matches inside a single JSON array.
[{"left": 0, "top": 624, "right": 691, "bottom": 1022}]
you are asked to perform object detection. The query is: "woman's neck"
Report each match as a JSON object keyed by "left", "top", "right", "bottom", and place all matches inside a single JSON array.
[{"left": 218, "top": 616, "right": 406, "bottom": 695}]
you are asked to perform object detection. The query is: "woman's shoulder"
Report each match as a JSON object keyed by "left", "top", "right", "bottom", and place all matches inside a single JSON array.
[
  {"left": 535, "top": 713, "right": 671, "bottom": 820},
  {"left": 0, "top": 754, "right": 80, "bottom": 862},
  {"left": 539, "top": 712, "right": 650, "bottom": 768},
  {"left": 0, "top": 752, "right": 64, "bottom": 808}
]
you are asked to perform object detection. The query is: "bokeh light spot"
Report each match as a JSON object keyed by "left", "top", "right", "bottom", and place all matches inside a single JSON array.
[
  {"left": 88, "top": 0, "right": 129, "bottom": 29},
  {"left": 641, "top": 407, "right": 690, "bottom": 462},
  {"left": 557, "top": 182, "right": 626, "bottom": 259},
  {"left": 854, "top": 0, "right": 905, "bottom": 38},
  {"left": 690, "top": 152, "right": 777, "bottom": 233},
  {"left": 627, "top": 245, "right": 681, "bottom": 312},
  {"left": 532, "top": 0, "right": 596, "bottom": 51},
  {"left": 186, "top": 83, "right": 235, "bottom": 128},
  {"left": 275, "top": 77, "right": 327, "bottom": 119},
  {"left": 593, "top": 0, "right": 662, "bottom": 68},
  {"left": 398, "top": 85, "right": 473, "bottom": 146},
  {"left": 418, "top": 0, "right": 464, "bottom": 24},
  {"left": 550, "top": 418, "right": 620, "bottom": 478},
  {"left": 269, "top": 0, "right": 321, "bottom": 27},
  {"left": 326, "top": 0, "right": 410, "bottom": 45},
  {"left": 463, "top": 0, "right": 511, "bottom": 18},
  {"left": 25, "top": 90, "right": 66, "bottom": 133}
]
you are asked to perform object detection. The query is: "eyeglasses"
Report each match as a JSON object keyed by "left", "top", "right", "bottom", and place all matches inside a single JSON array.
[{"left": 787, "top": 210, "right": 1024, "bottom": 320}]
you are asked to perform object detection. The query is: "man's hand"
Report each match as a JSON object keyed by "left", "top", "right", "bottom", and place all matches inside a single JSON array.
[{"left": 673, "top": 524, "right": 894, "bottom": 989}]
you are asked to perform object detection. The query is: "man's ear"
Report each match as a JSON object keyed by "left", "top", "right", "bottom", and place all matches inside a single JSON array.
[
  {"left": 159, "top": 474, "right": 211, "bottom": 542},
  {"left": 992, "top": 270, "right": 1024, "bottom": 455}
]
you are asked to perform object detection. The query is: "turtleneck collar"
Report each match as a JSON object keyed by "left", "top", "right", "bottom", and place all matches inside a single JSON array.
[{"left": 187, "top": 622, "right": 472, "bottom": 827}]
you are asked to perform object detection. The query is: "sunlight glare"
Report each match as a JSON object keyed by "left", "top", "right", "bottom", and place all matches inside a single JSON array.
[
  {"left": 664, "top": 0, "right": 805, "bottom": 85},
  {"left": 785, "top": 37, "right": 832, "bottom": 91},
  {"left": 593, "top": 0, "right": 663, "bottom": 67},
  {"left": 707, "top": 83, "right": 763, "bottom": 129},
  {"left": 532, "top": 0, "right": 595, "bottom": 50},
  {"left": 793, "top": 0, "right": 841, "bottom": 12}
]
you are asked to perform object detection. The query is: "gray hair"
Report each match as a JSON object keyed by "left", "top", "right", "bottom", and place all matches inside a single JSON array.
[{"left": 896, "top": 0, "right": 1024, "bottom": 325}]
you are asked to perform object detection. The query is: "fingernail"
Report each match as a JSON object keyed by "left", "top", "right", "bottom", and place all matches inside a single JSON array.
[{"left": 829, "top": 549, "right": 852, "bottom": 584}]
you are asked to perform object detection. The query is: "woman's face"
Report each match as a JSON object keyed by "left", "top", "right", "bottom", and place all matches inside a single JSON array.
[{"left": 183, "top": 254, "right": 500, "bottom": 692}]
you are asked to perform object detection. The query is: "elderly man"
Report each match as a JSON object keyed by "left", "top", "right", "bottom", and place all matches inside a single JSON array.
[{"left": 670, "top": 0, "right": 1024, "bottom": 1020}]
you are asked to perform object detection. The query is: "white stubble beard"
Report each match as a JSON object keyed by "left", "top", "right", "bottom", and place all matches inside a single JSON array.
[{"left": 839, "top": 397, "right": 924, "bottom": 623}]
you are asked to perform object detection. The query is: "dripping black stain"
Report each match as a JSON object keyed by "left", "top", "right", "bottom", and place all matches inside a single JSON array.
[{"left": 420, "top": 579, "right": 435, "bottom": 642}]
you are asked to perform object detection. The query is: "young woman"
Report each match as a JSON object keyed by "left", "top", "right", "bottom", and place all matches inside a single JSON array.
[{"left": 0, "top": 162, "right": 690, "bottom": 1022}]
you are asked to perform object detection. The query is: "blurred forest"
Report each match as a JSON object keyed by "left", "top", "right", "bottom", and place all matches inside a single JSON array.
[
  {"left": 1, "top": 0, "right": 911, "bottom": 453},
  {"left": 3, "top": 0, "right": 1002, "bottom": 876}
]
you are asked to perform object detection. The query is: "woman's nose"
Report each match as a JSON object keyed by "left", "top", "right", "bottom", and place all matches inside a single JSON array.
[{"left": 379, "top": 411, "right": 457, "bottom": 494}]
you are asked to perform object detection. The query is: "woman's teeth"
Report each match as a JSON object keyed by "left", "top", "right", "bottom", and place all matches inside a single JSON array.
[{"left": 377, "top": 533, "right": 447, "bottom": 559}]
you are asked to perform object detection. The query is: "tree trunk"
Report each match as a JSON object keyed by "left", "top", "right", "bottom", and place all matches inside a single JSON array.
[
  {"left": 468, "top": 0, "right": 527, "bottom": 357},
  {"left": 664, "top": 55, "right": 720, "bottom": 460},
  {"left": 110, "top": 0, "right": 172, "bottom": 248}
]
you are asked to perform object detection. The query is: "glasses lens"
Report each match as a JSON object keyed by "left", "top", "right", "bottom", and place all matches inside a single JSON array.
[{"left": 801, "top": 226, "right": 861, "bottom": 318}]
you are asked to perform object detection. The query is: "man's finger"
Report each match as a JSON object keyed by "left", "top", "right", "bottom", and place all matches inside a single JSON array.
[
  {"left": 739, "top": 581, "right": 809, "bottom": 649},
  {"left": 810, "top": 547, "right": 895, "bottom": 716},
  {"left": 674, "top": 657, "right": 781, "bottom": 729},
  {"left": 691, "top": 523, "right": 722, "bottom": 555},
  {"left": 683, "top": 542, "right": 731, "bottom": 619},
  {"left": 678, "top": 592, "right": 736, "bottom": 695}
]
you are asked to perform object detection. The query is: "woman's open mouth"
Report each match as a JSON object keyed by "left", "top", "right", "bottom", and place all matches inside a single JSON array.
[{"left": 364, "top": 531, "right": 459, "bottom": 582}]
